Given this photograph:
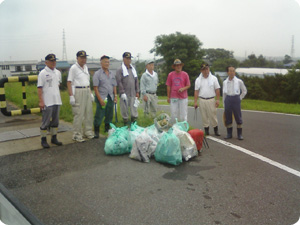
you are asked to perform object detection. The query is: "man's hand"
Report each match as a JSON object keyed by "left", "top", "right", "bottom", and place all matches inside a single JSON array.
[
  {"left": 136, "top": 92, "right": 140, "bottom": 98},
  {"left": 194, "top": 103, "right": 198, "bottom": 109},
  {"left": 167, "top": 98, "right": 170, "bottom": 104},
  {"left": 39, "top": 101, "right": 45, "bottom": 110},
  {"left": 70, "top": 96, "right": 75, "bottom": 105},
  {"left": 143, "top": 95, "right": 148, "bottom": 102},
  {"left": 99, "top": 99, "right": 105, "bottom": 107},
  {"left": 114, "top": 96, "right": 118, "bottom": 103},
  {"left": 215, "top": 100, "right": 220, "bottom": 108}
]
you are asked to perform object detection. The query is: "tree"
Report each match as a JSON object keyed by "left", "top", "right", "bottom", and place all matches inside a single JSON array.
[
  {"left": 203, "top": 48, "right": 234, "bottom": 64},
  {"left": 283, "top": 55, "right": 293, "bottom": 64},
  {"left": 212, "top": 58, "right": 239, "bottom": 71},
  {"left": 151, "top": 32, "right": 205, "bottom": 95}
]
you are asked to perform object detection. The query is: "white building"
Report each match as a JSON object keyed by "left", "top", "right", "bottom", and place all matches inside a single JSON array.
[
  {"left": 236, "top": 68, "right": 289, "bottom": 77},
  {"left": 0, "top": 60, "right": 38, "bottom": 78}
]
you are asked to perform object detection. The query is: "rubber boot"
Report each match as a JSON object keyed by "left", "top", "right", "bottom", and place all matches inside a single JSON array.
[
  {"left": 224, "top": 127, "right": 233, "bottom": 139},
  {"left": 237, "top": 128, "right": 243, "bottom": 140},
  {"left": 51, "top": 135, "right": 63, "bottom": 146},
  {"left": 41, "top": 137, "right": 50, "bottom": 148},
  {"left": 104, "top": 124, "right": 110, "bottom": 133},
  {"left": 131, "top": 117, "right": 137, "bottom": 124},
  {"left": 214, "top": 126, "right": 221, "bottom": 136},
  {"left": 123, "top": 119, "right": 128, "bottom": 127},
  {"left": 204, "top": 127, "right": 209, "bottom": 136},
  {"left": 94, "top": 126, "right": 100, "bottom": 138}
]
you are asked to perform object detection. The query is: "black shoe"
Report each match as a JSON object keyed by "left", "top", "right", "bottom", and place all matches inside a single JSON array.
[
  {"left": 224, "top": 128, "right": 233, "bottom": 139},
  {"left": 214, "top": 126, "right": 221, "bottom": 136},
  {"left": 237, "top": 128, "right": 243, "bottom": 140},
  {"left": 94, "top": 126, "right": 99, "bottom": 138},
  {"left": 204, "top": 127, "right": 209, "bottom": 136},
  {"left": 51, "top": 135, "right": 62, "bottom": 146},
  {"left": 104, "top": 124, "right": 110, "bottom": 133},
  {"left": 41, "top": 137, "right": 50, "bottom": 148}
]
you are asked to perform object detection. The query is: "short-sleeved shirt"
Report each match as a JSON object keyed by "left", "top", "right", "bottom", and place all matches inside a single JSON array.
[
  {"left": 166, "top": 71, "right": 190, "bottom": 99},
  {"left": 116, "top": 65, "right": 139, "bottom": 97},
  {"left": 37, "top": 66, "right": 62, "bottom": 106},
  {"left": 67, "top": 62, "right": 90, "bottom": 87},
  {"left": 93, "top": 68, "right": 117, "bottom": 100},
  {"left": 194, "top": 73, "right": 220, "bottom": 98}
]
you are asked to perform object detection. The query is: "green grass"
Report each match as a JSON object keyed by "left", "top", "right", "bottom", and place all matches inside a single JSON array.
[{"left": 4, "top": 83, "right": 300, "bottom": 134}]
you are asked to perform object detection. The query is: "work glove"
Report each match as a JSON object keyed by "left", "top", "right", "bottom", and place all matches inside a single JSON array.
[
  {"left": 91, "top": 93, "right": 94, "bottom": 102},
  {"left": 121, "top": 93, "right": 127, "bottom": 102},
  {"left": 69, "top": 96, "right": 75, "bottom": 106}
]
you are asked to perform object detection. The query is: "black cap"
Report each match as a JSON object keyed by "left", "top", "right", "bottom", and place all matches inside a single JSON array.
[
  {"left": 200, "top": 62, "right": 209, "bottom": 70},
  {"left": 122, "top": 52, "right": 132, "bottom": 58},
  {"left": 45, "top": 54, "right": 57, "bottom": 61},
  {"left": 76, "top": 50, "right": 88, "bottom": 57},
  {"left": 100, "top": 55, "right": 110, "bottom": 60}
]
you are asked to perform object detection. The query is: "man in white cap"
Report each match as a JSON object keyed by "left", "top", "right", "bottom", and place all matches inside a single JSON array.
[
  {"left": 67, "top": 50, "right": 94, "bottom": 142},
  {"left": 116, "top": 52, "right": 140, "bottom": 126},
  {"left": 37, "top": 53, "right": 62, "bottom": 148},
  {"left": 140, "top": 60, "right": 158, "bottom": 117},
  {"left": 166, "top": 59, "right": 191, "bottom": 123}
]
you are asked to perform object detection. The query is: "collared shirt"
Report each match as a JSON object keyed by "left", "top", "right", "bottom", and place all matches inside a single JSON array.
[
  {"left": 223, "top": 76, "right": 247, "bottom": 99},
  {"left": 37, "top": 66, "right": 62, "bottom": 106},
  {"left": 93, "top": 67, "right": 117, "bottom": 100},
  {"left": 140, "top": 70, "right": 158, "bottom": 95},
  {"left": 67, "top": 62, "right": 90, "bottom": 86},
  {"left": 116, "top": 65, "right": 139, "bottom": 97},
  {"left": 194, "top": 73, "right": 220, "bottom": 98}
]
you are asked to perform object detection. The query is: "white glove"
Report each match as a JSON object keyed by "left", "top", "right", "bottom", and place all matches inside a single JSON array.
[
  {"left": 121, "top": 93, "right": 127, "bottom": 102},
  {"left": 91, "top": 93, "right": 94, "bottom": 102},
  {"left": 69, "top": 96, "right": 75, "bottom": 106}
]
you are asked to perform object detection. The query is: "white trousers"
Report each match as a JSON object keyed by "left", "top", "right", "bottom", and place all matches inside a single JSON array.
[
  {"left": 170, "top": 98, "right": 188, "bottom": 123},
  {"left": 72, "top": 88, "right": 94, "bottom": 137},
  {"left": 199, "top": 98, "right": 218, "bottom": 128}
]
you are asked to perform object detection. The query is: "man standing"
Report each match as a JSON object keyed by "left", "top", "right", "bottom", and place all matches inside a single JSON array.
[
  {"left": 93, "top": 55, "right": 117, "bottom": 138},
  {"left": 140, "top": 60, "right": 158, "bottom": 117},
  {"left": 166, "top": 59, "right": 191, "bottom": 123},
  {"left": 194, "top": 63, "right": 221, "bottom": 136},
  {"left": 37, "top": 53, "right": 62, "bottom": 148},
  {"left": 223, "top": 66, "right": 247, "bottom": 140},
  {"left": 116, "top": 52, "right": 140, "bottom": 126},
  {"left": 67, "top": 50, "right": 94, "bottom": 142}
]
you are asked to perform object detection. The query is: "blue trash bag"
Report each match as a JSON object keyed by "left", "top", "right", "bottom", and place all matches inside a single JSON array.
[
  {"left": 154, "top": 128, "right": 182, "bottom": 166},
  {"left": 173, "top": 119, "right": 189, "bottom": 132},
  {"left": 104, "top": 123, "right": 131, "bottom": 155}
]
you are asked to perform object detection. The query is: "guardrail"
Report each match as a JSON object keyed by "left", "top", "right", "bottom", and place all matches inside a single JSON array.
[{"left": 0, "top": 76, "right": 41, "bottom": 116}]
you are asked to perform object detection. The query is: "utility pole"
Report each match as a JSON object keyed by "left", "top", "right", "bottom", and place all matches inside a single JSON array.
[
  {"left": 291, "top": 35, "right": 295, "bottom": 60},
  {"left": 62, "top": 29, "right": 67, "bottom": 61}
]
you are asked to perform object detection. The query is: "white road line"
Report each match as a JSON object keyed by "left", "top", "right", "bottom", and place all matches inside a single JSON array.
[{"left": 207, "top": 136, "right": 300, "bottom": 178}]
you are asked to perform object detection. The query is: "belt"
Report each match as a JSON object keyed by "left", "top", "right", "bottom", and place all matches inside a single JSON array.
[
  {"left": 200, "top": 96, "right": 214, "bottom": 100},
  {"left": 75, "top": 86, "right": 89, "bottom": 88},
  {"left": 146, "top": 91, "right": 156, "bottom": 95}
]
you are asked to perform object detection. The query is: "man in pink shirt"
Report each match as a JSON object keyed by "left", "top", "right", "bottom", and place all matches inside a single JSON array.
[{"left": 166, "top": 59, "right": 191, "bottom": 123}]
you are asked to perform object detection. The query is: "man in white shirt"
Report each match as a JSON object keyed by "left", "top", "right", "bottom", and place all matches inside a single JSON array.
[
  {"left": 223, "top": 66, "right": 247, "bottom": 140},
  {"left": 194, "top": 63, "right": 221, "bottom": 136},
  {"left": 67, "top": 50, "right": 94, "bottom": 142},
  {"left": 37, "top": 54, "right": 62, "bottom": 148}
]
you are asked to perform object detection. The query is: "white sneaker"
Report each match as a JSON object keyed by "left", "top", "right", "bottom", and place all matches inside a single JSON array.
[
  {"left": 72, "top": 135, "right": 85, "bottom": 142},
  {"left": 85, "top": 135, "right": 94, "bottom": 139}
]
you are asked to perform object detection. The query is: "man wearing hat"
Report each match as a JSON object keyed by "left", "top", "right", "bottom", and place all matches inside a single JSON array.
[
  {"left": 223, "top": 66, "right": 247, "bottom": 140},
  {"left": 37, "top": 53, "right": 63, "bottom": 148},
  {"left": 166, "top": 59, "right": 191, "bottom": 123},
  {"left": 93, "top": 55, "right": 118, "bottom": 138},
  {"left": 140, "top": 60, "right": 158, "bottom": 117},
  {"left": 67, "top": 50, "right": 94, "bottom": 142},
  {"left": 116, "top": 52, "right": 140, "bottom": 125},
  {"left": 194, "top": 62, "right": 221, "bottom": 136}
]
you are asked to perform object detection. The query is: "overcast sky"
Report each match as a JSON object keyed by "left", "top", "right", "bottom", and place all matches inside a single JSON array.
[{"left": 0, "top": 0, "right": 300, "bottom": 62}]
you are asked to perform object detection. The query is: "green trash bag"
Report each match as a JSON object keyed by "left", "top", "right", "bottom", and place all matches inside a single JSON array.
[
  {"left": 104, "top": 123, "right": 131, "bottom": 155},
  {"left": 154, "top": 128, "right": 182, "bottom": 166},
  {"left": 173, "top": 119, "right": 189, "bottom": 132}
]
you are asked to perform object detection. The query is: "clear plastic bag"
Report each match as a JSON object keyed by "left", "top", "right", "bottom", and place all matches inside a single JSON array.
[
  {"left": 172, "top": 126, "right": 198, "bottom": 161},
  {"left": 129, "top": 129, "right": 157, "bottom": 162},
  {"left": 104, "top": 124, "right": 131, "bottom": 155},
  {"left": 146, "top": 124, "right": 164, "bottom": 143},
  {"left": 154, "top": 128, "right": 182, "bottom": 166},
  {"left": 129, "top": 122, "right": 145, "bottom": 149}
]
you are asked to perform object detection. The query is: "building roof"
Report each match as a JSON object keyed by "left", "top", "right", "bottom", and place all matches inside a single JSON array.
[{"left": 236, "top": 68, "right": 289, "bottom": 77}]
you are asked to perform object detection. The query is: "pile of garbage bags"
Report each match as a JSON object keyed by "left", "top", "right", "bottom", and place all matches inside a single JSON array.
[{"left": 104, "top": 113, "right": 199, "bottom": 166}]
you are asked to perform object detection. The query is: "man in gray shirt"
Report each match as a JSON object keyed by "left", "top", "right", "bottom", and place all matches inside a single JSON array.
[
  {"left": 140, "top": 60, "right": 158, "bottom": 117},
  {"left": 116, "top": 52, "right": 140, "bottom": 126},
  {"left": 93, "top": 55, "right": 117, "bottom": 138}
]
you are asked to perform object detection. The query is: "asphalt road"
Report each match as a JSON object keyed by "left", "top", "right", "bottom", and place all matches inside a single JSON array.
[{"left": 0, "top": 105, "right": 300, "bottom": 225}]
